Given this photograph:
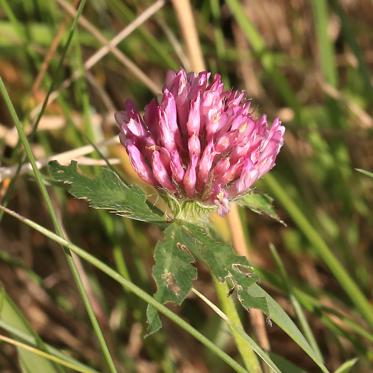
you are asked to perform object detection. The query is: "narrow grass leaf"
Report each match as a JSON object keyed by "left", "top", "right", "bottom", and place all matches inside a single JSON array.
[
  {"left": 312, "top": 0, "right": 338, "bottom": 87},
  {"left": 0, "top": 319, "right": 98, "bottom": 373},
  {"left": 245, "top": 284, "right": 328, "bottom": 372},
  {"left": 355, "top": 168, "right": 373, "bottom": 179},
  {"left": 269, "top": 352, "right": 307, "bottom": 373},
  {"left": 264, "top": 173, "right": 373, "bottom": 328},
  {"left": 270, "top": 244, "right": 324, "bottom": 362},
  {"left": 334, "top": 358, "right": 358, "bottom": 373},
  {"left": 0, "top": 205, "right": 247, "bottom": 373},
  {"left": 0, "top": 334, "right": 93, "bottom": 373},
  {"left": 0, "top": 288, "right": 60, "bottom": 373},
  {"left": 0, "top": 78, "right": 118, "bottom": 373}
]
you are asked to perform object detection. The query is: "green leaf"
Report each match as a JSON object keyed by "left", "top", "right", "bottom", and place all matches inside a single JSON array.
[
  {"left": 334, "top": 358, "right": 358, "bottom": 373},
  {"left": 238, "top": 191, "right": 285, "bottom": 225},
  {"left": 245, "top": 284, "right": 328, "bottom": 373},
  {"left": 0, "top": 287, "right": 60, "bottom": 373},
  {"left": 145, "top": 221, "right": 327, "bottom": 372},
  {"left": 179, "top": 223, "right": 269, "bottom": 314},
  {"left": 175, "top": 224, "right": 328, "bottom": 373},
  {"left": 48, "top": 161, "right": 164, "bottom": 223},
  {"left": 355, "top": 168, "right": 373, "bottom": 178},
  {"left": 269, "top": 352, "right": 307, "bottom": 373},
  {"left": 147, "top": 224, "right": 197, "bottom": 335}
]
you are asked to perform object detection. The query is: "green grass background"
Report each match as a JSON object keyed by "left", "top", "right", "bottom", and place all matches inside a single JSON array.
[{"left": 0, "top": 0, "right": 372, "bottom": 372}]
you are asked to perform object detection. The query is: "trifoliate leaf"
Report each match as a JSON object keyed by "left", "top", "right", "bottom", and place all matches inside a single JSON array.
[
  {"left": 179, "top": 223, "right": 269, "bottom": 314},
  {"left": 145, "top": 222, "right": 327, "bottom": 372},
  {"left": 238, "top": 191, "right": 285, "bottom": 225},
  {"left": 146, "top": 224, "right": 197, "bottom": 336},
  {"left": 49, "top": 161, "right": 164, "bottom": 223},
  {"left": 178, "top": 224, "right": 327, "bottom": 372},
  {"left": 147, "top": 222, "right": 266, "bottom": 336}
]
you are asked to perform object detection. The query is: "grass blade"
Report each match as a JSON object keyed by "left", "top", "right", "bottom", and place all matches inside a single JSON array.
[
  {"left": 0, "top": 73, "right": 117, "bottom": 372},
  {"left": 0, "top": 204, "right": 247, "bottom": 373},
  {"left": 264, "top": 173, "right": 373, "bottom": 328},
  {"left": 0, "top": 334, "right": 93, "bottom": 373}
]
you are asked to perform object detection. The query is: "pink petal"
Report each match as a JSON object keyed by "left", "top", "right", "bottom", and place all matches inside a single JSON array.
[
  {"left": 126, "top": 143, "right": 156, "bottom": 185},
  {"left": 151, "top": 150, "right": 175, "bottom": 191}
]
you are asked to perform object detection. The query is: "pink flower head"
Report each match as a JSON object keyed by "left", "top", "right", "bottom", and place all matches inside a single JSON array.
[{"left": 115, "top": 69, "right": 285, "bottom": 215}]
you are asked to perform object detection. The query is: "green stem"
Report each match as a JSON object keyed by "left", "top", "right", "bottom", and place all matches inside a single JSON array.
[
  {"left": 0, "top": 78, "right": 118, "bottom": 373},
  {"left": 264, "top": 174, "right": 373, "bottom": 328},
  {"left": 312, "top": 0, "right": 338, "bottom": 87},
  {"left": 214, "top": 278, "right": 262, "bottom": 373},
  {"left": 0, "top": 205, "right": 247, "bottom": 373}
]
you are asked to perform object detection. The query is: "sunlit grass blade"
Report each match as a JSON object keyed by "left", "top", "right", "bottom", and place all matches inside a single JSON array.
[
  {"left": 334, "top": 358, "right": 358, "bottom": 373},
  {"left": 0, "top": 288, "right": 60, "bottom": 373},
  {"left": 193, "top": 285, "right": 279, "bottom": 373},
  {"left": 355, "top": 168, "right": 373, "bottom": 179},
  {"left": 0, "top": 319, "right": 98, "bottom": 373},
  {"left": 213, "top": 281, "right": 263, "bottom": 372},
  {"left": 0, "top": 334, "right": 95, "bottom": 373}
]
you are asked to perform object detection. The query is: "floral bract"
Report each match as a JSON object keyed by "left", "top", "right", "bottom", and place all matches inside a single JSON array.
[{"left": 115, "top": 69, "right": 285, "bottom": 215}]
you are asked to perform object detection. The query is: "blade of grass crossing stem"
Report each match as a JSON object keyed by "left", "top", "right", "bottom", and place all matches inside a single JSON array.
[
  {"left": 264, "top": 174, "right": 373, "bottom": 328},
  {"left": 0, "top": 205, "right": 247, "bottom": 373},
  {"left": 82, "top": 135, "right": 133, "bottom": 281},
  {"left": 192, "top": 287, "right": 280, "bottom": 373},
  {"left": 0, "top": 79, "right": 118, "bottom": 373},
  {"left": 0, "top": 0, "right": 88, "bottom": 222},
  {"left": 0, "top": 335, "right": 93, "bottom": 373},
  {"left": 0, "top": 320, "right": 98, "bottom": 373},
  {"left": 270, "top": 245, "right": 324, "bottom": 363},
  {"left": 0, "top": 288, "right": 62, "bottom": 373},
  {"left": 72, "top": 39, "right": 133, "bottom": 280},
  {"left": 213, "top": 279, "right": 262, "bottom": 373}
]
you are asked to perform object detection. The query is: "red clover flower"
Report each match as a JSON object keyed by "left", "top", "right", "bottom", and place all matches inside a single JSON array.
[{"left": 115, "top": 69, "right": 285, "bottom": 216}]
